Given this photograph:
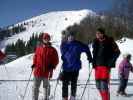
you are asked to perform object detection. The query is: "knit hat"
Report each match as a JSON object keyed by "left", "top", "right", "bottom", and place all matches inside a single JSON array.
[
  {"left": 42, "top": 33, "right": 51, "bottom": 41},
  {"left": 97, "top": 27, "right": 105, "bottom": 34}
]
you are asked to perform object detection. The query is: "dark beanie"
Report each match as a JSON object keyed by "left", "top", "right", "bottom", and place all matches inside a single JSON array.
[{"left": 97, "top": 27, "right": 105, "bottom": 34}]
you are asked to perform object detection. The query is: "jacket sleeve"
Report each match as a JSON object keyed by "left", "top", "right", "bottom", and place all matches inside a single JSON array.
[
  {"left": 60, "top": 42, "right": 68, "bottom": 61},
  {"left": 51, "top": 48, "right": 59, "bottom": 69},
  {"left": 118, "top": 61, "right": 124, "bottom": 75},
  {"left": 0, "top": 50, "right": 6, "bottom": 61},
  {"left": 108, "top": 37, "right": 121, "bottom": 68},
  {"left": 130, "top": 63, "right": 133, "bottom": 72},
  {"left": 92, "top": 39, "right": 98, "bottom": 67},
  {"left": 79, "top": 42, "right": 92, "bottom": 62},
  {"left": 33, "top": 47, "right": 39, "bottom": 68},
  {"left": 111, "top": 38, "right": 120, "bottom": 60}
]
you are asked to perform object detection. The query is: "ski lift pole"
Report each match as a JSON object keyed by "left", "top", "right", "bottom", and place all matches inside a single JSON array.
[
  {"left": 22, "top": 69, "right": 32, "bottom": 100},
  {"left": 80, "top": 63, "right": 92, "bottom": 100}
]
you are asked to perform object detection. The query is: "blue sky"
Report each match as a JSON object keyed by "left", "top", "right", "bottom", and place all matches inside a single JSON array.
[{"left": 0, "top": 0, "right": 114, "bottom": 27}]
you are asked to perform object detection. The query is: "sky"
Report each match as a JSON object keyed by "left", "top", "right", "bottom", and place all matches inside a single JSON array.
[{"left": 0, "top": 0, "right": 115, "bottom": 27}]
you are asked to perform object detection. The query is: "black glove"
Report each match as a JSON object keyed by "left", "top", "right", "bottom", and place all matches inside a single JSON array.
[{"left": 31, "top": 64, "right": 35, "bottom": 70}]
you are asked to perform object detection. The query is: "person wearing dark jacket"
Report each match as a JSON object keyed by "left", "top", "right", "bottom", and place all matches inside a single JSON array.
[
  {"left": 32, "top": 33, "right": 59, "bottom": 100},
  {"left": 92, "top": 28, "right": 120, "bottom": 100},
  {"left": 60, "top": 32, "right": 92, "bottom": 100}
]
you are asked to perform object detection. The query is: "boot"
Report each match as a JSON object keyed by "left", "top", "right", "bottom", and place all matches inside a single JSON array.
[
  {"left": 62, "top": 97, "right": 68, "bottom": 100},
  {"left": 44, "top": 87, "right": 50, "bottom": 100},
  {"left": 100, "top": 90, "right": 110, "bottom": 100},
  {"left": 32, "top": 86, "right": 39, "bottom": 100},
  {"left": 70, "top": 96, "right": 76, "bottom": 100},
  {"left": 121, "top": 91, "right": 127, "bottom": 96}
]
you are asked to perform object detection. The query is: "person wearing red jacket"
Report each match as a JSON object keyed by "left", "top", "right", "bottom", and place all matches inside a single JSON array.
[
  {"left": 92, "top": 28, "right": 120, "bottom": 100},
  {"left": 0, "top": 50, "right": 6, "bottom": 62},
  {"left": 32, "top": 33, "right": 59, "bottom": 100}
]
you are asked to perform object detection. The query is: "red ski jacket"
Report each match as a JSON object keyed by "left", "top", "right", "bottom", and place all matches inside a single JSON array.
[
  {"left": 33, "top": 44, "right": 59, "bottom": 78},
  {"left": 0, "top": 50, "right": 6, "bottom": 61}
]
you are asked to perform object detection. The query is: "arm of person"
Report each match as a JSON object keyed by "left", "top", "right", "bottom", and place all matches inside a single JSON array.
[
  {"left": 79, "top": 42, "right": 93, "bottom": 63},
  {"left": 111, "top": 37, "right": 121, "bottom": 59},
  {"left": 0, "top": 50, "right": 6, "bottom": 61},
  {"left": 108, "top": 37, "right": 121, "bottom": 68},
  {"left": 130, "top": 63, "right": 133, "bottom": 72},
  {"left": 118, "top": 61, "right": 125, "bottom": 77},
  {"left": 48, "top": 47, "right": 59, "bottom": 71},
  {"left": 32, "top": 47, "right": 39, "bottom": 70}
]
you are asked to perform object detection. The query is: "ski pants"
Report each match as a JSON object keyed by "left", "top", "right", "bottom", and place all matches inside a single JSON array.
[
  {"left": 32, "top": 77, "right": 50, "bottom": 100},
  {"left": 117, "top": 77, "right": 128, "bottom": 93},
  {"left": 62, "top": 71, "right": 79, "bottom": 98},
  {"left": 96, "top": 80, "right": 110, "bottom": 100}
]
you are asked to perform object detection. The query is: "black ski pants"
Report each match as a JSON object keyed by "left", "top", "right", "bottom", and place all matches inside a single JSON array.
[
  {"left": 118, "top": 77, "right": 128, "bottom": 93},
  {"left": 62, "top": 70, "right": 79, "bottom": 98}
]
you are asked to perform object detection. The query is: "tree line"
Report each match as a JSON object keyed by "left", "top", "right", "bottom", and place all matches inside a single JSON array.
[
  {"left": 61, "top": 0, "right": 133, "bottom": 44},
  {"left": 0, "top": 24, "right": 26, "bottom": 41},
  {"left": 5, "top": 33, "right": 43, "bottom": 61}
]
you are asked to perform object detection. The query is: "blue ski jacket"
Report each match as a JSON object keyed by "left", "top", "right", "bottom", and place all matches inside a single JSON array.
[{"left": 60, "top": 40, "right": 92, "bottom": 72}]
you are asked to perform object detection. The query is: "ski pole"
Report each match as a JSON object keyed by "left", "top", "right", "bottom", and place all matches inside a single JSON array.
[
  {"left": 53, "top": 67, "right": 62, "bottom": 100},
  {"left": 22, "top": 69, "right": 32, "bottom": 100},
  {"left": 53, "top": 79, "right": 59, "bottom": 100},
  {"left": 3, "top": 64, "right": 10, "bottom": 79},
  {"left": 80, "top": 63, "right": 92, "bottom": 100}
]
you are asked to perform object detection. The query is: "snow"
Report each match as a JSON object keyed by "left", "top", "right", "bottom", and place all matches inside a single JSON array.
[
  {"left": 0, "top": 9, "right": 96, "bottom": 48},
  {"left": 0, "top": 10, "right": 133, "bottom": 100}
]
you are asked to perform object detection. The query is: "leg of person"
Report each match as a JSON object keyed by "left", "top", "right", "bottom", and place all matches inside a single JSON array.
[
  {"left": 96, "top": 80, "right": 101, "bottom": 90},
  {"left": 121, "top": 79, "right": 128, "bottom": 96},
  {"left": 43, "top": 77, "right": 50, "bottom": 100},
  {"left": 32, "top": 77, "right": 42, "bottom": 100},
  {"left": 99, "top": 80, "right": 110, "bottom": 100},
  {"left": 62, "top": 71, "right": 70, "bottom": 100},
  {"left": 70, "top": 71, "right": 79, "bottom": 100},
  {"left": 117, "top": 77, "right": 124, "bottom": 95},
  {"left": 119, "top": 77, "right": 126, "bottom": 95},
  {"left": 96, "top": 80, "right": 105, "bottom": 100}
]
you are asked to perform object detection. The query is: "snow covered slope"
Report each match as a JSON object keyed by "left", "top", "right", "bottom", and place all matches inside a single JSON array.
[{"left": 0, "top": 9, "right": 96, "bottom": 48}]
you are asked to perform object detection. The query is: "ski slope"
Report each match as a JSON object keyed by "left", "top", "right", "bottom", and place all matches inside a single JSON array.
[
  {"left": 0, "top": 9, "right": 96, "bottom": 49},
  {"left": 0, "top": 10, "right": 133, "bottom": 100}
]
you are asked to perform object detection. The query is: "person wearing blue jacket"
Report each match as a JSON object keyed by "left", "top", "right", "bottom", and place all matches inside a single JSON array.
[{"left": 60, "top": 32, "right": 92, "bottom": 100}]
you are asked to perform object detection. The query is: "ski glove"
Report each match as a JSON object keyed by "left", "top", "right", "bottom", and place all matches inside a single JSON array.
[{"left": 31, "top": 64, "right": 35, "bottom": 70}]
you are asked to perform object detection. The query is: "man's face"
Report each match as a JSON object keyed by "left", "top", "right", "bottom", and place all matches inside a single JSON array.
[
  {"left": 43, "top": 38, "right": 49, "bottom": 44},
  {"left": 68, "top": 35, "right": 74, "bottom": 42},
  {"left": 96, "top": 31, "right": 104, "bottom": 39},
  {"left": 62, "top": 34, "right": 67, "bottom": 40}
]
